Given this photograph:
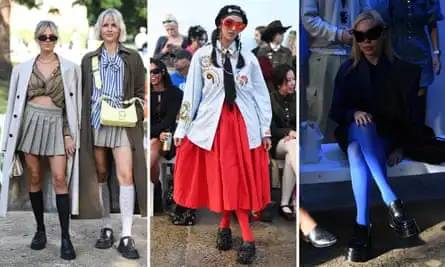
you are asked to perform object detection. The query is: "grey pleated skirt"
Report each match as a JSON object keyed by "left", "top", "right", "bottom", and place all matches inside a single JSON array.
[
  {"left": 18, "top": 102, "right": 65, "bottom": 156},
  {"left": 93, "top": 126, "right": 130, "bottom": 148}
]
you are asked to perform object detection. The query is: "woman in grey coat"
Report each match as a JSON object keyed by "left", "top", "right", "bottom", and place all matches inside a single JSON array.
[{"left": 1, "top": 20, "right": 81, "bottom": 260}]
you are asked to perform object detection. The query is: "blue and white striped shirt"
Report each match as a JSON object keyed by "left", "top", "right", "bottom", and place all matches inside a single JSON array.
[{"left": 91, "top": 48, "right": 125, "bottom": 129}]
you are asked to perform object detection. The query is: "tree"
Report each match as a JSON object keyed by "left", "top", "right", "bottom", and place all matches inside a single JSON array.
[
  {"left": 0, "top": 0, "right": 37, "bottom": 80},
  {"left": 73, "top": 0, "right": 147, "bottom": 38}
]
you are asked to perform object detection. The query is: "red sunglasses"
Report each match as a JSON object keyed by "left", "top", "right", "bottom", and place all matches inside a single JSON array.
[{"left": 221, "top": 18, "right": 246, "bottom": 31}]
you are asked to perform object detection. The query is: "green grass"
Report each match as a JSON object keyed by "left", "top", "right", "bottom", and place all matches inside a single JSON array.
[{"left": 0, "top": 79, "right": 8, "bottom": 114}]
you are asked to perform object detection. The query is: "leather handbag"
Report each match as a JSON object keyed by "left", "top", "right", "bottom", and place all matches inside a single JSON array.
[
  {"left": 100, "top": 96, "right": 143, "bottom": 128},
  {"left": 11, "top": 154, "right": 23, "bottom": 177}
]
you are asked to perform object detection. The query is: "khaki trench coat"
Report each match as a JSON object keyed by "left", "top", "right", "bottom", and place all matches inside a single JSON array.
[
  {"left": 0, "top": 56, "right": 82, "bottom": 217},
  {"left": 77, "top": 44, "right": 147, "bottom": 219}
]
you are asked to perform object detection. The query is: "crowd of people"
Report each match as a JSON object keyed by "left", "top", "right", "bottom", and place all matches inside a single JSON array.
[
  {"left": 300, "top": 0, "right": 443, "bottom": 263},
  {"left": 149, "top": 6, "right": 296, "bottom": 265}
]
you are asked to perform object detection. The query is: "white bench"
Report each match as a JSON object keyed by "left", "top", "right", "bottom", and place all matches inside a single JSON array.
[
  {"left": 300, "top": 143, "right": 445, "bottom": 184},
  {"left": 149, "top": 156, "right": 285, "bottom": 217}
]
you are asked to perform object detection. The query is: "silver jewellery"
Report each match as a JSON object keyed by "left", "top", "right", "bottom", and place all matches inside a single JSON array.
[{"left": 433, "top": 50, "right": 441, "bottom": 56}]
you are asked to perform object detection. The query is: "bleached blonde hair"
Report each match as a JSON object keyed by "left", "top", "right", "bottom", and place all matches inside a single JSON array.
[
  {"left": 34, "top": 20, "right": 59, "bottom": 40},
  {"left": 94, "top": 8, "right": 127, "bottom": 42},
  {"left": 351, "top": 9, "right": 394, "bottom": 69}
]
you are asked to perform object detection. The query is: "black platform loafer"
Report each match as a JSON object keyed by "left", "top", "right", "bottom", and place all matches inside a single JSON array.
[{"left": 345, "top": 223, "right": 372, "bottom": 263}]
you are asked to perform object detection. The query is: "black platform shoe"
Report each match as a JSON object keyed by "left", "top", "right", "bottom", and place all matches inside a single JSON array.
[
  {"left": 237, "top": 241, "right": 256, "bottom": 265},
  {"left": 302, "top": 225, "right": 337, "bottom": 248},
  {"left": 279, "top": 205, "right": 296, "bottom": 220},
  {"left": 30, "top": 230, "right": 46, "bottom": 250},
  {"left": 171, "top": 209, "right": 196, "bottom": 226},
  {"left": 60, "top": 237, "right": 76, "bottom": 260},
  {"left": 95, "top": 228, "right": 115, "bottom": 249},
  {"left": 388, "top": 200, "right": 420, "bottom": 238},
  {"left": 345, "top": 223, "right": 371, "bottom": 263},
  {"left": 117, "top": 236, "right": 140, "bottom": 259},
  {"left": 216, "top": 228, "right": 232, "bottom": 251}
]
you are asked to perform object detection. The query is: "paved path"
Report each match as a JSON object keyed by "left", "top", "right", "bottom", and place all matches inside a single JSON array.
[
  {"left": 301, "top": 173, "right": 445, "bottom": 267},
  {"left": 151, "top": 209, "right": 296, "bottom": 267},
  {"left": 0, "top": 212, "right": 147, "bottom": 267}
]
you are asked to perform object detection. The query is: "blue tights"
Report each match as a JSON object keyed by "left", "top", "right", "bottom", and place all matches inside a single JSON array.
[{"left": 347, "top": 123, "right": 398, "bottom": 226}]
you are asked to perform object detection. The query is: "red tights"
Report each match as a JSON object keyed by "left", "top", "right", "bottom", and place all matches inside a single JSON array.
[{"left": 219, "top": 210, "right": 253, "bottom": 242}]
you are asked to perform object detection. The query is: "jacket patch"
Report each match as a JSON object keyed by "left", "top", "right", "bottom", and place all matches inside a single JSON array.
[{"left": 179, "top": 102, "right": 191, "bottom": 123}]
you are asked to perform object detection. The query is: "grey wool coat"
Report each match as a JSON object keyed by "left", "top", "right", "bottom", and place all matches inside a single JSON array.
[{"left": 0, "top": 56, "right": 82, "bottom": 217}]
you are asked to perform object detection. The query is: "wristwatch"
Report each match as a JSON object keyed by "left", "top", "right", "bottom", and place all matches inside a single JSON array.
[{"left": 433, "top": 49, "right": 441, "bottom": 56}]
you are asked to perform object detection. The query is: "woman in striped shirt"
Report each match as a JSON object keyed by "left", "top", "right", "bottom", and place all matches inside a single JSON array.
[{"left": 80, "top": 8, "right": 146, "bottom": 260}]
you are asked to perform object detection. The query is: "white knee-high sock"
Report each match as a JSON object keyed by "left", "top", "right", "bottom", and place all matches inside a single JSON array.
[
  {"left": 281, "top": 155, "right": 296, "bottom": 212},
  {"left": 99, "top": 183, "right": 112, "bottom": 230},
  {"left": 120, "top": 185, "right": 135, "bottom": 239}
]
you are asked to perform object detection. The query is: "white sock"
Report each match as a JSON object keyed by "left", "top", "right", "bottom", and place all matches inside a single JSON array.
[
  {"left": 120, "top": 185, "right": 135, "bottom": 241},
  {"left": 99, "top": 183, "right": 112, "bottom": 233}
]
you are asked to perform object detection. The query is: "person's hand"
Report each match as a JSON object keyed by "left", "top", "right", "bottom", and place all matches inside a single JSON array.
[
  {"left": 174, "top": 137, "right": 183, "bottom": 147},
  {"left": 341, "top": 29, "right": 353, "bottom": 44},
  {"left": 288, "top": 130, "right": 297, "bottom": 138},
  {"left": 161, "top": 44, "right": 170, "bottom": 54},
  {"left": 262, "top": 137, "right": 272, "bottom": 151},
  {"left": 354, "top": 111, "right": 373, "bottom": 126},
  {"left": 64, "top": 136, "right": 75, "bottom": 157},
  {"left": 433, "top": 54, "right": 441, "bottom": 75},
  {"left": 388, "top": 148, "right": 403, "bottom": 167},
  {"left": 159, "top": 132, "right": 170, "bottom": 142}
]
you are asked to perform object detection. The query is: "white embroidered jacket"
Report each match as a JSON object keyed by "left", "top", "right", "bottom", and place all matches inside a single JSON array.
[{"left": 174, "top": 41, "right": 272, "bottom": 151}]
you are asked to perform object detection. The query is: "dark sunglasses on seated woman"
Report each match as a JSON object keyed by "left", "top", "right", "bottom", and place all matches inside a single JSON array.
[
  {"left": 38, "top": 34, "right": 58, "bottom": 42},
  {"left": 352, "top": 25, "right": 384, "bottom": 43},
  {"left": 150, "top": 68, "right": 163, "bottom": 75},
  {"left": 221, "top": 18, "right": 246, "bottom": 31}
]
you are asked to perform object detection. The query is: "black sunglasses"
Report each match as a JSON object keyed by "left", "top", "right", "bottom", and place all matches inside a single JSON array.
[
  {"left": 352, "top": 25, "right": 384, "bottom": 43},
  {"left": 162, "top": 19, "right": 177, "bottom": 24},
  {"left": 38, "top": 34, "right": 58, "bottom": 42},
  {"left": 151, "top": 68, "right": 162, "bottom": 74}
]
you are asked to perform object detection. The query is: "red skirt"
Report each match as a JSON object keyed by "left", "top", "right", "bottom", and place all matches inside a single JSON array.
[{"left": 173, "top": 102, "right": 271, "bottom": 212}]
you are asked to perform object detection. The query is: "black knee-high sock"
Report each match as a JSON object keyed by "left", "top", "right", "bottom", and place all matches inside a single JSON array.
[
  {"left": 29, "top": 191, "right": 45, "bottom": 232},
  {"left": 56, "top": 194, "right": 70, "bottom": 239}
]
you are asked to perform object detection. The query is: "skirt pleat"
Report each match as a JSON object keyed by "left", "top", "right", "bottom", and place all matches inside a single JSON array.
[
  {"left": 18, "top": 102, "right": 65, "bottom": 156},
  {"left": 93, "top": 126, "right": 130, "bottom": 148}
]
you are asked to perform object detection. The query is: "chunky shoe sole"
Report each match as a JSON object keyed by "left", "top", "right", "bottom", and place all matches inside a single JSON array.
[
  {"left": 345, "top": 245, "right": 371, "bottom": 263},
  {"left": 61, "top": 251, "right": 76, "bottom": 260},
  {"left": 95, "top": 237, "right": 115, "bottom": 249},
  {"left": 389, "top": 220, "right": 420, "bottom": 239},
  {"left": 30, "top": 242, "right": 46, "bottom": 250},
  {"left": 117, "top": 246, "right": 140, "bottom": 260}
]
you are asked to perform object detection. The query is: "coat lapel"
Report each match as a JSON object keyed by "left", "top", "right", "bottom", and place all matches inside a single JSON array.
[{"left": 18, "top": 57, "right": 36, "bottom": 97}]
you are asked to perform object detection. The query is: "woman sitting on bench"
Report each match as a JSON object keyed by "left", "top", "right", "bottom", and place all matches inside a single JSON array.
[{"left": 330, "top": 10, "right": 420, "bottom": 263}]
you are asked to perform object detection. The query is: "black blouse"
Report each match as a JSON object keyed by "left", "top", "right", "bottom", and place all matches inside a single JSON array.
[
  {"left": 150, "top": 86, "right": 183, "bottom": 139},
  {"left": 270, "top": 90, "right": 297, "bottom": 151}
]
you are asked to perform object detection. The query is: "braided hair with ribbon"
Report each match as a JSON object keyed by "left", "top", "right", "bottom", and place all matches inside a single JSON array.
[{"left": 211, "top": 5, "right": 248, "bottom": 110}]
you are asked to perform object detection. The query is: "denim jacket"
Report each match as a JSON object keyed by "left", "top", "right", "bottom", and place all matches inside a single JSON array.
[
  {"left": 302, "top": 0, "right": 370, "bottom": 55},
  {"left": 174, "top": 41, "right": 272, "bottom": 151}
]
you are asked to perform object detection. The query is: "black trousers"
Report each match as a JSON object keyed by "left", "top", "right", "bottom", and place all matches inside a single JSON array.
[{"left": 418, "top": 87, "right": 427, "bottom": 125}]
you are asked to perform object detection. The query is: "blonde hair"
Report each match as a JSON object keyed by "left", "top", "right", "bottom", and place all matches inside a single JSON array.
[
  {"left": 34, "top": 20, "right": 59, "bottom": 40},
  {"left": 351, "top": 9, "right": 393, "bottom": 69},
  {"left": 94, "top": 8, "right": 127, "bottom": 42}
]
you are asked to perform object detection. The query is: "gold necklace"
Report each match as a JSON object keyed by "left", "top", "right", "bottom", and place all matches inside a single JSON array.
[{"left": 38, "top": 56, "right": 57, "bottom": 64}]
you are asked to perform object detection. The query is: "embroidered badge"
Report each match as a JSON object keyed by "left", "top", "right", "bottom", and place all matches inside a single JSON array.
[
  {"left": 235, "top": 74, "right": 249, "bottom": 87},
  {"left": 201, "top": 55, "right": 211, "bottom": 69},
  {"left": 179, "top": 102, "right": 191, "bottom": 123},
  {"left": 204, "top": 70, "right": 220, "bottom": 86}
]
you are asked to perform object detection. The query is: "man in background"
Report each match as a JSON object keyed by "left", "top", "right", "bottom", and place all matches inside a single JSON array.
[{"left": 170, "top": 49, "right": 192, "bottom": 90}]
